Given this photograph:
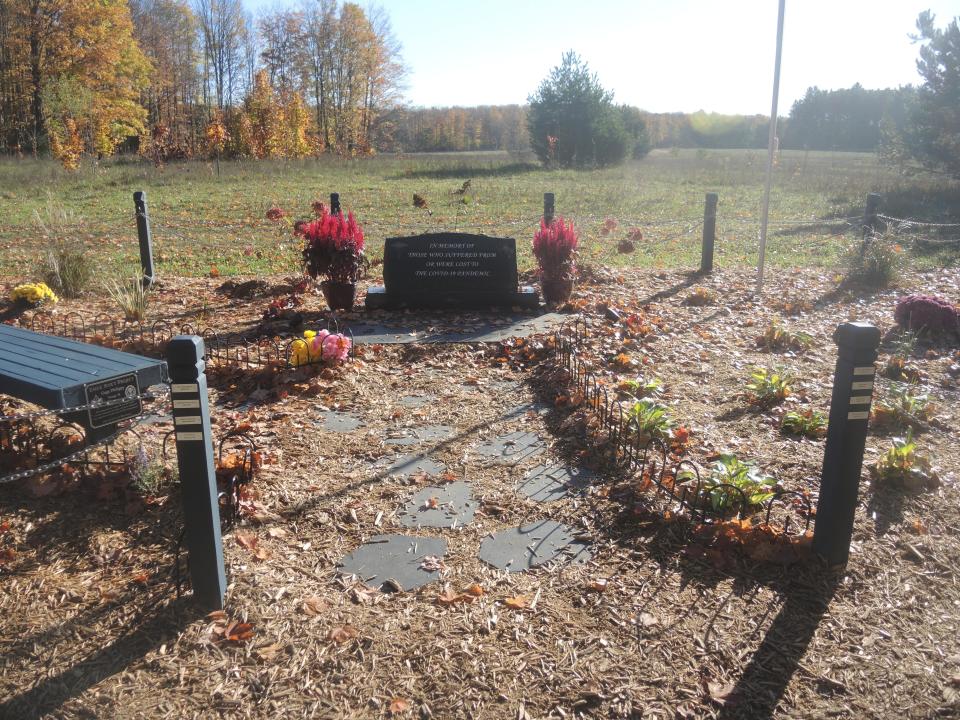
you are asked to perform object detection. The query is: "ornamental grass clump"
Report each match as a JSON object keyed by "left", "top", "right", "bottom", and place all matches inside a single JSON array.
[
  {"left": 532, "top": 216, "right": 577, "bottom": 281},
  {"left": 298, "top": 204, "right": 366, "bottom": 284}
]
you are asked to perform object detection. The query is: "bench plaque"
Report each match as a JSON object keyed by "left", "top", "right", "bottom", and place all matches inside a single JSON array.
[{"left": 365, "top": 233, "right": 539, "bottom": 309}]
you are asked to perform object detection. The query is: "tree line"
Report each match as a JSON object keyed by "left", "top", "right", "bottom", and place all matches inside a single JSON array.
[{"left": 0, "top": 0, "right": 403, "bottom": 162}]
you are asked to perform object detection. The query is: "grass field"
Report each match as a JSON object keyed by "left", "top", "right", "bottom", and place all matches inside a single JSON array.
[{"left": 2, "top": 149, "right": 957, "bottom": 281}]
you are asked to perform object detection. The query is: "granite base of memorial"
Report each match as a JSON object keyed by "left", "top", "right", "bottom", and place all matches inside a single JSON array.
[{"left": 365, "top": 233, "right": 540, "bottom": 310}]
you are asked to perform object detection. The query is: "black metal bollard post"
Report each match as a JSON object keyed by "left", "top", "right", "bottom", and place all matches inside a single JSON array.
[
  {"left": 134, "top": 191, "right": 155, "bottom": 287},
  {"left": 863, "top": 192, "right": 882, "bottom": 240},
  {"left": 543, "top": 192, "right": 555, "bottom": 224},
  {"left": 168, "top": 336, "right": 226, "bottom": 610},
  {"left": 330, "top": 192, "right": 341, "bottom": 215},
  {"left": 700, "top": 192, "right": 718, "bottom": 274},
  {"left": 812, "top": 322, "right": 881, "bottom": 566}
]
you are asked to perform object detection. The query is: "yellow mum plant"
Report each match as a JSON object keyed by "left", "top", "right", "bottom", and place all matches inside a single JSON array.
[{"left": 11, "top": 282, "right": 59, "bottom": 306}]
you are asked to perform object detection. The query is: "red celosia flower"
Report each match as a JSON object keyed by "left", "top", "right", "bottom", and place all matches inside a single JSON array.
[
  {"left": 301, "top": 206, "right": 366, "bottom": 283},
  {"left": 533, "top": 216, "right": 578, "bottom": 280}
]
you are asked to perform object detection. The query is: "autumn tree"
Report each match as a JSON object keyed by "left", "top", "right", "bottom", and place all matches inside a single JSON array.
[{"left": 0, "top": 0, "right": 150, "bottom": 160}]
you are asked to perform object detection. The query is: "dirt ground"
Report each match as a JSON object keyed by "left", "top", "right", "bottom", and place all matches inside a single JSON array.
[{"left": 1, "top": 266, "right": 959, "bottom": 719}]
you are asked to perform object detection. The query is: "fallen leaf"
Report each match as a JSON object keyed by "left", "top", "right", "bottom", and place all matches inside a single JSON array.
[
  {"left": 435, "top": 589, "right": 473, "bottom": 606},
  {"left": 267, "top": 527, "right": 287, "bottom": 538},
  {"left": 504, "top": 595, "right": 530, "bottom": 610},
  {"left": 234, "top": 531, "right": 258, "bottom": 550},
  {"left": 464, "top": 583, "right": 485, "bottom": 597},
  {"left": 209, "top": 265, "right": 220, "bottom": 278},
  {"left": 224, "top": 622, "right": 255, "bottom": 643},
  {"left": 256, "top": 642, "right": 283, "bottom": 661},
  {"left": 638, "top": 612, "right": 659, "bottom": 628},
  {"left": 389, "top": 697, "right": 411, "bottom": 714},
  {"left": 707, "top": 681, "right": 737, "bottom": 706},
  {"left": 327, "top": 625, "right": 359, "bottom": 644},
  {"left": 131, "top": 572, "right": 149, "bottom": 584},
  {"left": 302, "top": 596, "right": 328, "bottom": 616},
  {"left": 587, "top": 578, "right": 609, "bottom": 593},
  {"left": 252, "top": 546, "right": 272, "bottom": 561}
]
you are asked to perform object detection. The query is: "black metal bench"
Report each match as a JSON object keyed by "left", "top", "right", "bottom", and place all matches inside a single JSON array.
[{"left": 0, "top": 325, "right": 226, "bottom": 609}]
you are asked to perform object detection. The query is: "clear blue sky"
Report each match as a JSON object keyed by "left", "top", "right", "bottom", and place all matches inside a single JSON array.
[{"left": 245, "top": 0, "right": 959, "bottom": 114}]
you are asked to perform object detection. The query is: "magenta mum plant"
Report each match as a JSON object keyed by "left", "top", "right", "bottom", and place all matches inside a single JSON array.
[
  {"left": 533, "top": 216, "right": 578, "bottom": 281},
  {"left": 895, "top": 294, "right": 959, "bottom": 335}
]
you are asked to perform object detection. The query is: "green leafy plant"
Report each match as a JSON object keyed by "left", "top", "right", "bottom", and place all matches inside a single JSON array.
[
  {"left": 680, "top": 453, "right": 777, "bottom": 514},
  {"left": 106, "top": 274, "right": 150, "bottom": 322},
  {"left": 756, "top": 317, "right": 813, "bottom": 352},
  {"left": 616, "top": 376, "right": 662, "bottom": 399},
  {"left": 745, "top": 367, "right": 793, "bottom": 407},
  {"left": 883, "top": 330, "right": 922, "bottom": 382},
  {"left": 42, "top": 243, "right": 93, "bottom": 298},
  {"left": 871, "top": 383, "right": 936, "bottom": 431},
  {"left": 871, "top": 429, "right": 939, "bottom": 491},
  {"left": 781, "top": 409, "right": 827, "bottom": 438},
  {"left": 623, "top": 398, "right": 674, "bottom": 439}
]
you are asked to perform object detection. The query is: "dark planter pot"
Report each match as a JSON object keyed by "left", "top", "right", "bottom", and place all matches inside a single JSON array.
[
  {"left": 541, "top": 277, "right": 574, "bottom": 304},
  {"left": 321, "top": 281, "right": 356, "bottom": 310}
]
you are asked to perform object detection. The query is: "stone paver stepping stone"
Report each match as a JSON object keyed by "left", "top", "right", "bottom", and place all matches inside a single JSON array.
[
  {"left": 384, "top": 424, "right": 455, "bottom": 446},
  {"left": 317, "top": 411, "right": 363, "bottom": 432},
  {"left": 478, "top": 520, "right": 591, "bottom": 572},
  {"left": 398, "top": 481, "right": 477, "bottom": 528},
  {"left": 518, "top": 464, "right": 598, "bottom": 503},
  {"left": 381, "top": 453, "right": 446, "bottom": 477},
  {"left": 474, "top": 431, "right": 546, "bottom": 464},
  {"left": 504, "top": 401, "right": 551, "bottom": 419},
  {"left": 338, "top": 534, "right": 447, "bottom": 591},
  {"left": 398, "top": 394, "right": 435, "bottom": 408}
]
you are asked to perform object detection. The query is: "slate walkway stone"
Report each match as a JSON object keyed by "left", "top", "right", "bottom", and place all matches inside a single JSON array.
[
  {"left": 338, "top": 534, "right": 447, "bottom": 591},
  {"left": 317, "top": 411, "right": 363, "bottom": 433},
  {"left": 341, "top": 313, "right": 566, "bottom": 345},
  {"left": 474, "top": 431, "right": 546, "bottom": 464},
  {"left": 384, "top": 424, "right": 454, "bottom": 446},
  {"left": 380, "top": 453, "right": 446, "bottom": 478},
  {"left": 478, "top": 520, "right": 591, "bottom": 572},
  {"left": 517, "top": 464, "right": 598, "bottom": 503},
  {"left": 398, "top": 481, "right": 477, "bottom": 528}
]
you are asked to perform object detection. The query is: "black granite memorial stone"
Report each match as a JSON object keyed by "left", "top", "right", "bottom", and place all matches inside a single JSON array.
[{"left": 365, "top": 233, "right": 539, "bottom": 309}]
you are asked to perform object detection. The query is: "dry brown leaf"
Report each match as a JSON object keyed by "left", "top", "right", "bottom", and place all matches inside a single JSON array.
[
  {"left": 504, "top": 595, "right": 530, "bottom": 610},
  {"left": 327, "top": 625, "right": 359, "bottom": 644},
  {"left": 587, "top": 578, "right": 609, "bottom": 593},
  {"left": 707, "top": 680, "right": 737, "bottom": 706},
  {"left": 267, "top": 527, "right": 287, "bottom": 538},
  {"left": 252, "top": 546, "right": 272, "bottom": 561},
  {"left": 131, "top": 572, "right": 149, "bottom": 584},
  {"left": 638, "top": 612, "right": 659, "bottom": 628},
  {"left": 464, "top": 583, "right": 485, "bottom": 597},
  {"left": 256, "top": 642, "right": 283, "bottom": 661},
  {"left": 389, "top": 698, "right": 411, "bottom": 714},
  {"left": 224, "top": 622, "right": 255, "bottom": 643},
  {"left": 234, "top": 531, "right": 258, "bottom": 550},
  {"left": 435, "top": 589, "right": 473, "bottom": 606},
  {"left": 302, "top": 596, "right": 328, "bottom": 616}
]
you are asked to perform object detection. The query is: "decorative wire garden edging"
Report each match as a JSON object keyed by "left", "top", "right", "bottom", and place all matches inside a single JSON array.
[
  {"left": 19, "top": 313, "right": 354, "bottom": 373},
  {"left": 0, "top": 388, "right": 170, "bottom": 485},
  {"left": 552, "top": 317, "right": 813, "bottom": 535}
]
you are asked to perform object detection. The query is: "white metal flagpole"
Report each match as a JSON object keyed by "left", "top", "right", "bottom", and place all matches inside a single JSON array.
[{"left": 757, "top": 0, "right": 786, "bottom": 294}]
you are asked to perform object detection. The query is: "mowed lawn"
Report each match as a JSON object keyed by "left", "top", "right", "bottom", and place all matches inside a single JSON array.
[{"left": 2, "top": 149, "right": 952, "bottom": 282}]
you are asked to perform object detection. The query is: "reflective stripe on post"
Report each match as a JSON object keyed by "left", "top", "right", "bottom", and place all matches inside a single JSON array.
[
  {"left": 168, "top": 335, "right": 226, "bottom": 610},
  {"left": 812, "top": 322, "right": 881, "bottom": 566}
]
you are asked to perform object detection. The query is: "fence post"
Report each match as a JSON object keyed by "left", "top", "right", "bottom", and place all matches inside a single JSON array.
[
  {"left": 168, "top": 336, "right": 226, "bottom": 610},
  {"left": 862, "top": 193, "right": 882, "bottom": 240},
  {"left": 133, "top": 191, "right": 155, "bottom": 288},
  {"left": 700, "top": 192, "right": 718, "bottom": 274},
  {"left": 812, "top": 322, "right": 881, "bottom": 567},
  {"left": 330, "top": 192, "right": 341, "bottom": 215},
  {"left": 543, "top": 192, "right": 555, "bottom": 224}
]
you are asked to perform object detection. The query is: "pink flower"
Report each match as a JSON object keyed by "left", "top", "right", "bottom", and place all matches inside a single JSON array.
[
  {"left": 310, "top": 329, "right": 331, "bottom": 357},
  {"left": 321, "top": 332, "right": 351, "bottom": 363}
]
